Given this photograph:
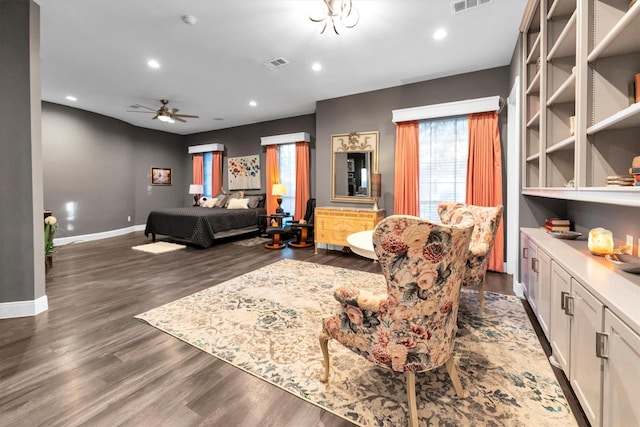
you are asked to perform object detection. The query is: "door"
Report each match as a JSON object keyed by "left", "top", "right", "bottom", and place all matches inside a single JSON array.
[
  {"left": 570, "top": 279, "right": 603, "bottom": 427},
  {"left": 536, "top": 249, "right": 551, "bottom": 340},
  {"left": 602, "top": 308, "right": 640, "bottom": 427},
  {"left": 550, "top": 260, "right": 572, "bottom": 374}
]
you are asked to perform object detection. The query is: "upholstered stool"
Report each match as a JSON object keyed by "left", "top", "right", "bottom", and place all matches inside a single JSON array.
[{"left": 264, "top": 226, "right": 287, "bottom": 249}]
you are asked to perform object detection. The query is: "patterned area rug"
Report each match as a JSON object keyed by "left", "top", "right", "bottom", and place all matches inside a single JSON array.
[
  {"left": 131, "top": 241, "right": 186, "bottom": 254},
  {"left": 135, "top": 259, "right": 576, "bottom": 426}
]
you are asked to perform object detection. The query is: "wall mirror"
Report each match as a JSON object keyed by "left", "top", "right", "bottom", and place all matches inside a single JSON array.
[{"left": 331, "top": 131, "right": 379, "bottom": 203}]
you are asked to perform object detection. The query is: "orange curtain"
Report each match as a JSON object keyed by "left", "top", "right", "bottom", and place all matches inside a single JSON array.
[
  {"left": 466, "top": 111, "right": 504, "bottom": 272},
  {"left": 265, "top": 145, "right": 280, "bottom": 215},
  {"left": 192, "top": 154, "right": 204, "bottom": 186},
  {"left": 212, "top": 151, "right": 223, "bottom": 195},
  {"left": 393, "top": 121, "right": 420, "bottom": 216},
  {"left": 294, "top": 142, "right": 310, "bottom": 221}
]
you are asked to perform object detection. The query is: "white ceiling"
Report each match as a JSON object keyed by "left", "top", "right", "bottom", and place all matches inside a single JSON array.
[{"left": 36, "top": 0, "right": 527, "bottom": 135}]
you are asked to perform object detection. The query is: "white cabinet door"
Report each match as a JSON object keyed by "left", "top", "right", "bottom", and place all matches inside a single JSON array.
[
  {"left": 550, "top": 260, "right": 571, "bottom": 374},
  {"left": 570, "top": 279, "right": 603, "bottom": 427},
  {"left": 521, "top": 234, "right": 539, "bottom": 313},
  {"left": 520, "top": 233, "right": 530, "bottom": 296},
  {"left": 602, "top": 309, "right": 640, "bottom": 427},
  {"left": 536, "top": 249, "right": 551, "bottom": 340}
]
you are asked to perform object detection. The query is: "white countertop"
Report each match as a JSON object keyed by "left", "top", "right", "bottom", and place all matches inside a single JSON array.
[{"left": 522, "top": 228, "right": 640, "bottom": 333}]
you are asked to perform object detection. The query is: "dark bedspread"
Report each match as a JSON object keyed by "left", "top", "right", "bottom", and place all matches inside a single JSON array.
[{"left": 144, "top": 206, "right": 266, "bottom": 248}]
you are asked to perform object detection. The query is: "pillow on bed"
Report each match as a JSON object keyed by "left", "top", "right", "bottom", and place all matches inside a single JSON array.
[
  {"left": 203, "top": 197, "right": 217, "bottom": 208},
  {"left": 224, "top": 191, "right": 245, "bottom": 207},
  {"left": 226, "top": 198, "right": 249, "bottom": 209},
  {"left": 214, "top": 194, "right": 229, "bottom": 208},
  {"left": 199, "top": 196, "right": 208, "bottom": 206},
  {"left": 246, "top": 195, "right": 264, "bottom": 209}
]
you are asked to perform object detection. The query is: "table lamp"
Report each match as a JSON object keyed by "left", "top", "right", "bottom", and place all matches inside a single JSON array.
[
  {"left": 272, "top": 183, "right": 287, "bottom": 213},
  {"left": 189, "top": 184, "right": 203, "bottom": 206},
  {"left": 370, "top": 173, "right": 381, "bottom": 210}
]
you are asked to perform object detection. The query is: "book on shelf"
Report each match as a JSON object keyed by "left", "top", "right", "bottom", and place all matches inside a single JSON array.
[
  {"left": 545, "top": 218, "right": 570, "bottom": 226},
  {"left": 546, "top": 225, "right": 571, "bottom": 232}
]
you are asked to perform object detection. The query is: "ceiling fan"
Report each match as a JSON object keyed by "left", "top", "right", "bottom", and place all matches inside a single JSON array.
[{"left": 127, "top": 99, "right": 199, "bottom": 123}]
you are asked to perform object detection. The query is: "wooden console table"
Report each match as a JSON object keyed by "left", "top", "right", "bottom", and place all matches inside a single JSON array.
[{"left": 314, "top": 207, "right": 384, "bottom": 254}]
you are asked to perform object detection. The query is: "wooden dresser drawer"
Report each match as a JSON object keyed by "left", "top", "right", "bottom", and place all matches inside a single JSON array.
[{"left": 314, "top": 207, "right": 384, "bottom": 253}]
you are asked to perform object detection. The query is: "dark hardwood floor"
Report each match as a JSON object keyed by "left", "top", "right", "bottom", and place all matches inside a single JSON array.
[{"left": 0, "top": 231, "right": 586, "bottom": 426}]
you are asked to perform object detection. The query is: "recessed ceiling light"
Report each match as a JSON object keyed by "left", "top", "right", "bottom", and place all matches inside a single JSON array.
[
  {"left": 312, "top": 62, "right": 322, "bottom": 71},
  {"left": 182, "top": 15, "right": 197, "bottom": 25},
  {"left": 249, "top": 100, "right": 257, "bottom": 107},
  {"left": 433, "top": 28, "right": 447, "bottom": 40},
  {"left": 66, "top": 95, "right": 77, "bottom": 101},
  {"left": 147, "top": 59, "right": 160, "bottom": 69}
]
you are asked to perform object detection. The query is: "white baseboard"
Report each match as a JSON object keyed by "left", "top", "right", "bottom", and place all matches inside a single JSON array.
[
  {"left": 55, "top": 224, "right": 146, "bottom": 246},
  {"left": 513, "top": 279, "right": 525, "bottom": 299},
  {"left": 0, "top": 295, "right": 48, "bottom": 319}
]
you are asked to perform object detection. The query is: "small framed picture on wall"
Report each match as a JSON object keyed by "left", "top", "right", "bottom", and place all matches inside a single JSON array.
[{"left": 151, "top": 167, "right": 172, "bottom": 185}]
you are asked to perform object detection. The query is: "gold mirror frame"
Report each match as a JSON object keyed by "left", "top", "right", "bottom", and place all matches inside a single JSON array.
[{"left": 330, "top": 131, "right": 379, "bottom": 203}]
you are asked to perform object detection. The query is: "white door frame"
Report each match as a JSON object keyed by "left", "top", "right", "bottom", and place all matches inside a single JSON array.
[{"left": 506, "top": 77, "right": 521, "bottom": 290}]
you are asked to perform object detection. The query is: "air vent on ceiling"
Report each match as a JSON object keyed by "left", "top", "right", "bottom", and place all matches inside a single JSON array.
[
  {"left": 451, "top": 0, "right": 491, "bottom": 14},
  {"left": 264, "top": 57, "right": 290, "bottom": 70}
]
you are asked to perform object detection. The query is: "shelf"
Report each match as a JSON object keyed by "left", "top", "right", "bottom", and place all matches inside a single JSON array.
[
  {"left": 588, "top": 2, "right": 640, "bottom": 61},
  {"left": 547, "top": 0, "right": 576, "bottom": 20},
  {"left": 526, "top": 70, "right": 541, "bottom": 94},
  {"left": 546, "top": 136, "right": 575, "bottom": 153},
  {"left": 527, "top": 110, "right": 540, "bottom": 128},
  {"left": 522, "top": 187, "right": 640, "bottom": 207},
  {"left": 547, "top": 11, "right": 577, "bottom": 60},
  {"left": 587, "top": 102, "right": 640, "bottom": 134},
  {"left": 526, "top": 33, "right": 541, "bottom": 64},
  {"left": 547, "top": 72, "right": 576, "bottom": 106}
]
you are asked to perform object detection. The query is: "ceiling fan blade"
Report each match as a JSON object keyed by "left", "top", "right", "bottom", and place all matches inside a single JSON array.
[
  {"left": 173, "top": 114, "right": 199, "bottom": 119},
  {"left": 134, "top": 104, "right": 158, "bottom": 112},
  {"left": 152, "top": 114, "right": 159, "bottom": 120},
  {"left": 167, "top": 108, "right": 179, "bottom": 114},
  {"left": 173, "top": 116, "right": 187, "bottom": 123}
]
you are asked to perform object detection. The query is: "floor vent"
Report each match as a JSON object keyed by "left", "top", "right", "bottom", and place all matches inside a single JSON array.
[
  {"left": 451, "top": 0, "right": 491, "bottom": 14},
  {"left": 264, "top": 57, "right": 290, "bottom": 70}
]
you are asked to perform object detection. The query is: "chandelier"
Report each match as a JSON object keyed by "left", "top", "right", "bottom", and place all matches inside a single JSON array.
[{"left": 309, "top": 0, "right": 359, "bottom": 35}]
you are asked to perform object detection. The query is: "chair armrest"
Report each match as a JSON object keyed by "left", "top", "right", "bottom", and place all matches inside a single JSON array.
[
  {"left": 334, "top": 285, "right": 386, "bottom": 313},
  {"left": 469, "top": 243, "right": 489, "bottom": 257}
]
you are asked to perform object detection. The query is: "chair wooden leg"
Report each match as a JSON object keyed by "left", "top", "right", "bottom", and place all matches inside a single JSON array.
[
  {"left": 445, "top": 356, "right": 465, "bottom": 397},
  {"left": 405, "top": 371, "right": 419, "bottom": 427},
  {"left": 479, "top": 282, "right": 485, "bottom": 311},
  {"left": 319, "top": 331, "right": 331, "bottom": 382}
]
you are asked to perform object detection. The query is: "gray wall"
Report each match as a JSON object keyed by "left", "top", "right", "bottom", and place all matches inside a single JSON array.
[
  {"left": 42, "top": 102, "right": 185, "bottom": 234},
  {"left": 315, "top": 66, "right": 512, "bottom": 215},
  {"left": 0, "top": 0, "right": 44, "bottom": 303},
  {"left": 185, "top": 114, "right": 316, "bottom": 196}
]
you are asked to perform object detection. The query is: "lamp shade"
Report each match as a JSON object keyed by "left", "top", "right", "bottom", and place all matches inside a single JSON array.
[
  {"left": 189, "top": 184, "right": 203, "bottom": 195},
  {"left": 370, "top": 173, "right": 381, "bottom": 197},
  {"left": 272, "top": 183, "right": 287, "bottom": 196}
]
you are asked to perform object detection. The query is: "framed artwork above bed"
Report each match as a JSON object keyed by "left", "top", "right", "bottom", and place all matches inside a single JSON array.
[
  {"left": 151, "top": 167, "right": 172, "bottom": 185},
  {"left": 228, "top": 155, "right": 260, "bottom": 190}
]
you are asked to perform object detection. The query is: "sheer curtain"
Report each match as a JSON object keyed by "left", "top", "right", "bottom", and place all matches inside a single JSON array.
[
  {"left": 393, "top": 121, "right": 419, "bottom": 216},
  {"left": 418, "top": 118, "right": 468, "bottom": 221},
  {"left": 467, "top": 111, "right": 504, "bottom": 272}
]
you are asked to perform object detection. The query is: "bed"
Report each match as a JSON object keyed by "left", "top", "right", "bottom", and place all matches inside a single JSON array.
[{"left": 144, "top": 193, "right": 267, "bottom": 248}]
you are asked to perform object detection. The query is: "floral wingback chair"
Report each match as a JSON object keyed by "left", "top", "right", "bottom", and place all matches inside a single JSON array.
[
  {"left": 319, "top": 213, "right": 475, "bottom": 427},
  {"left": 437, "top": 202, "right": 504, "bottom": 311}
]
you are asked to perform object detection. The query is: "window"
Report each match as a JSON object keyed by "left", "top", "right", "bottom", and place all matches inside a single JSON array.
[
  {"left": 278, "top": 144, "right": 296, "bottom": 217},
  {"left": 203, "top": 152, "right": 213, "bottom": 197},
  {"left": 418, "top": 117, "right": 468, "bottom": 221}
]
